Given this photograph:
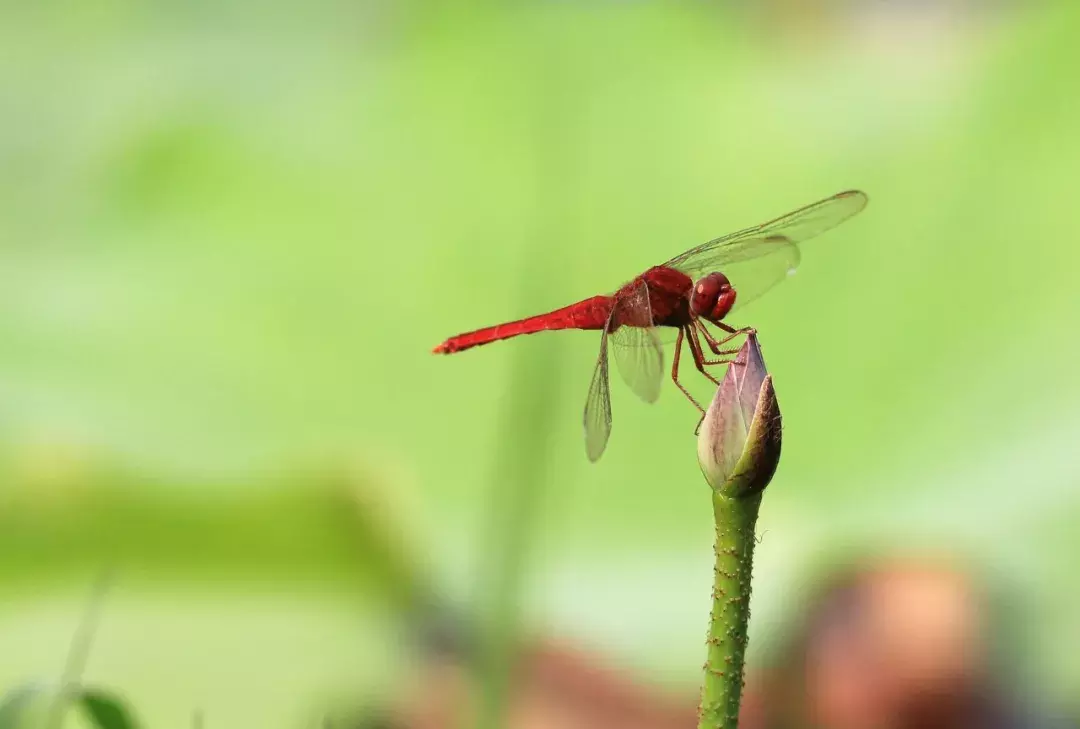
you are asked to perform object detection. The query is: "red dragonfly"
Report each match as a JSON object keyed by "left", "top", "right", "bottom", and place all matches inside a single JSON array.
[{"left": 433, "top": 190, "right": 868, "bottom": 461}]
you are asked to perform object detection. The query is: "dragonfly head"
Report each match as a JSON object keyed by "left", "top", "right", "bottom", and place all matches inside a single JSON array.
[{"left": 690, "top": 272, "right": 737, "bottom": 323}]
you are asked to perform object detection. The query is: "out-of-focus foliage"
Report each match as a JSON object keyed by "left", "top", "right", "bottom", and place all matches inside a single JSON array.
[
  {"left": 2, "top": 1, "right": 1079, "bottom": 726},
  {"left": 0, "top": 683, "right": 140, "bottom": 729}
]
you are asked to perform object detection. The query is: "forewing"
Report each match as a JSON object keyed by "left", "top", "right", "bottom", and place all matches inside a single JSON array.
[
  {"left": 583, "top": 316, "right": 614, "bottom": 462},
  {"left": 721, "top": 240, "right": 801, "bottom": 314},
  {"left": 664, "top": 190, "right": 867, "bottom": 310},
  {"left": 609, "top": 279, "right": 664, "bottom": 403}
]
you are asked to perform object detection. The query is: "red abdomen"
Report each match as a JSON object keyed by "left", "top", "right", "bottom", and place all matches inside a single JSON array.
[{"left": 433, "top": 295, "right": 614, "bottom": 354}]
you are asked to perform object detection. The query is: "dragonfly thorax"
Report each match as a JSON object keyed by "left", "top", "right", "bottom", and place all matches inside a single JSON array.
[{"left": 690, "top": 272, "right": 737, "bottom": 323}]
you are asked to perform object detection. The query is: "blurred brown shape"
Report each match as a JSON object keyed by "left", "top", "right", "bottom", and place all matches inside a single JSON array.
[
  {"left": 374, "top": 556, "right": 1064, "bottom": 729},
  {"left": 804, "top": 562, "right": 984, "bottom": 729},
  {"left": 393, "top": 639, "right": 698, "bottom": 729},
  {"left": 741, "top": 557, "right": 1054, "bottom": 729}
]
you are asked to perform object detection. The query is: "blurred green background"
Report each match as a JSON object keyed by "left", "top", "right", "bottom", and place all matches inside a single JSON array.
[{"left": 2, "top": 1, "right": 1079, "bottom": 727}]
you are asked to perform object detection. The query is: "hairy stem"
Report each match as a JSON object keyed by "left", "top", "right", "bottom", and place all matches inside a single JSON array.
[{"left": 697, "top": 489, "right": 762, "bottom": 729}]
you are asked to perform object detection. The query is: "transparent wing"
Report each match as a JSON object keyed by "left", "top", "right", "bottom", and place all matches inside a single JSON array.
[
  {"left": 721, "top": 240, "right": 800, "bottom": 314},
  {"left": 583, "top": 312, "right": 614, "bottom": 463},
  {"left": 609, "top": 279, "right": 664, "bottom": 403},
  {"left": 664, "top": 190, "right": 867, "bottom": 312}
]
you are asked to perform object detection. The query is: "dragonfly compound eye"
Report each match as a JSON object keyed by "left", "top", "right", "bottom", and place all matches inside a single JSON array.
[{"left": 691, "top": 272, "right": 736, "bottom": 322}]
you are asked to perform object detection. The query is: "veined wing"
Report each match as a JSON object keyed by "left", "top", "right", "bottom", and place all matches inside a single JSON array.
[
  {"left": 582, "top": 279, "right": 665, "bottom": 462},
  {"left": 664, "top": 190, "right": 868, "bottom": 313},
  {"left": 583, "top": 311, "right": 614, "bottom": 463},
  {"left": 609, "top": 278, "right": 663, "bottom": 404}
]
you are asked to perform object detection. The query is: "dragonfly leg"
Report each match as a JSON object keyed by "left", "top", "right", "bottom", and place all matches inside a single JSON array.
[
  {"left": 694, "top": 321, "right": 739, "bottom": 358},
  {"left": 697, "top": 319, "right": 754, "bottom": 355},
  {"left": 691, "top": 325, "right": 741, "bottom": 367},
  {"left": 712, "top": 320, "right": 753, "bottom": 335},
  {"left": 684, "top": 330, "right": 724, "bottom": 436},
  {"left": 671, "top": 327, "right": 705, "bottom": 415},
  {"left": 686, "top": 329, "right": 723, "bottom": 386},
  {"left": 700, "top": 357, "right": 739, "bottom": 367}
]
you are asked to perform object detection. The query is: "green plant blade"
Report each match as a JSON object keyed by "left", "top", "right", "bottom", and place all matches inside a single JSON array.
[
  {"left": 0, "top": 683, "right": 140, "bottom": 729},
  {"left": 78, "top": 688, "right": 141, "bottom": 729}
]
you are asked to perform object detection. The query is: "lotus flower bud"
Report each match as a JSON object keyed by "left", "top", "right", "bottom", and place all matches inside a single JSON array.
[{"left": 696, "top": 333, "right": 782, "bottom": 498}]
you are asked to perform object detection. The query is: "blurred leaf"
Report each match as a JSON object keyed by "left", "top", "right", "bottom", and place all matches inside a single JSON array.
[
  {"left": 78, "top": 688, "right": 141, "bottom": 729},
  {"left": 0, "top": 682, "right": 50, "bottom": 729},
  {"left": 0, "top": 683, "right": 140, "bottom": 729}
]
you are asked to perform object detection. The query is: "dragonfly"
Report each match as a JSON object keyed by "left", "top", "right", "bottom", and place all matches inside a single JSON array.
[{"left": 433, "top": 190, "right": 868, "bottom": 461}]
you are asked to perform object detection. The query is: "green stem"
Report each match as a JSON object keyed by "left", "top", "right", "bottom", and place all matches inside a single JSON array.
[
  {"left": 698, "top": 489, "right": 762, "bottom": 729},
  {"left": 472, "top": 32, "right": 576, "bottom": 729},
  {"left": 473, "top": 339, "right": 561, "bottom": 729},
  {"left": 47, "top": 570, "right": 112, "bottom": 729}
]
